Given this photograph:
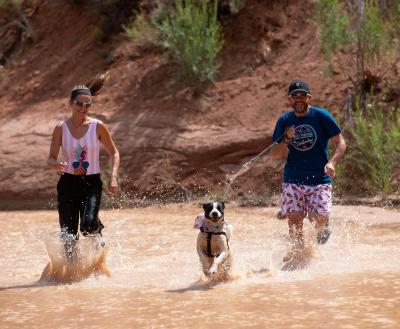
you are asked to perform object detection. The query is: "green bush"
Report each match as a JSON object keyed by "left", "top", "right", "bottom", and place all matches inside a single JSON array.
[
  {"left": 314, "top": 0, "right": 351, "bottom": 73},
  {"left": 123, "top": 4, "right": 169, "bottom": 43},
  {"left": 158, "top": 0, "right": 223, "bottom": 84},
  {"left": 123, "top": 11, "right": 154, "bottom": 41},
  {"left": 314, "top": 0, "right": 397, "bottom": 104},
  {"left": 335, "top": 104, "right": 400, "bottom": 195},
  {"left": 0, "top": 0, "right": 23, "bottom": 10},
  {"left": 229, "top": 0, "right": 246, "bottom": 14}
]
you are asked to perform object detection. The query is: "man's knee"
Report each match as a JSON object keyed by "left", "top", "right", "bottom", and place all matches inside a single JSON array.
[
  {"left": 288, "top": 211, "right": 306, "bottom": 223},
  {"left": 309, "top": 212, "right": 329, "bottom": 229}
]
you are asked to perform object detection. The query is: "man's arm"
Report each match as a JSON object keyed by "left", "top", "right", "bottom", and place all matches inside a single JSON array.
[
  {"left": 270, "top": 141, "right": 289, "bottom": 159},
  {"left": 329, "top": 133, "right": 346, "bottom": 165},
  {"left": 270, "top": 125, "right": 295, "bottom": 159},
  {"left": 324, "top": 133, "right": 346, "bottom": 178}
]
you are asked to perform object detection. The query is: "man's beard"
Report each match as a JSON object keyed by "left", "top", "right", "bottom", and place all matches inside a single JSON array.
[{"left": 293, "top": 103, "right": 308, "bottom": 113}]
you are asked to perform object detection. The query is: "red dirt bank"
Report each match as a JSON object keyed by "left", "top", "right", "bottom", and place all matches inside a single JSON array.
[{"left": 0, "top": 0, "right": 352, "bottom": 209}]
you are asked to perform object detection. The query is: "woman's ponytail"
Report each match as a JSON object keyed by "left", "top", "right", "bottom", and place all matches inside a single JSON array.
[{"left": 85, "top": 71, "right": 110, "bottom": 96}]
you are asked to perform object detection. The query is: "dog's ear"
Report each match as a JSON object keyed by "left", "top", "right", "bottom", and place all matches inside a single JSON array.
[
  {"left": 202, "top": 203, "right": 207, "bottom": 211},
  {"left": 220, "top": 201, "right": 225, "bottom": 209}
]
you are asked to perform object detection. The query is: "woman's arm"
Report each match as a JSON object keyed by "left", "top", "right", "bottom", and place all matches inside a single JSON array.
[
  {"left": 97, "top": 122, "right": 120, "bottom": 195},
  {"left": 48, "top": 124, "right": 67, "bottom": 174}
]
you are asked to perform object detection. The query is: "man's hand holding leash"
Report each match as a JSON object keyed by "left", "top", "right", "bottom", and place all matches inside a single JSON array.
[{"left": 283, "top": 125, "right": 295, "bottom": 144}]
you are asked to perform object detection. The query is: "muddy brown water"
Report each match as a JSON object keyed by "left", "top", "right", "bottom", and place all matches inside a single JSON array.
[{"left": 1, "top": 205, "right": 400, "bottom": 328}]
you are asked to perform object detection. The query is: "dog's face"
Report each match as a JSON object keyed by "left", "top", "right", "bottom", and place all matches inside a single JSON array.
[{"left": 203, "top": 202, "right": 225, "bottom": 222}]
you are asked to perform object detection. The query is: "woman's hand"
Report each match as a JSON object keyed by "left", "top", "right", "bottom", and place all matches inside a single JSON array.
[
  {"left": 108, "top": 175, "right": 118, "bottom": 195},
  {"left": 56, "top": 161, "right": 67, "bottom": 175},
  {"left": 47, "top": 156, "right": 67, "bottom": 175}
]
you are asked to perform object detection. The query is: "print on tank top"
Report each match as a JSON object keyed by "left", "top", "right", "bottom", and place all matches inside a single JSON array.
[{"left": 73, "top": 144, "right": 89, "bottom": 175}]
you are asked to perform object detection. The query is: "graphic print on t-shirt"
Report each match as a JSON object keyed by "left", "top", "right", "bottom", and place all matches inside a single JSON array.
[
  {"left": 72, "top": 145, "right": 89, "bottom": 175},
  {"left": 292, "top": 124, "right": 317, "bottom": 151}
]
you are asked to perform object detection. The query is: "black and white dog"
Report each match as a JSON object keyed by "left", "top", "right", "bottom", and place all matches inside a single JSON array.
[{"left": 194, "top": 202, "right": 233, "bottom": 277}]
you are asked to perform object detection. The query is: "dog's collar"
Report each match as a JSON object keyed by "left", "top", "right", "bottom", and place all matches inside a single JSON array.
[
  {"left": 195, "top": 214, "right": 227, "bottom": 234},
  {"left": 205, "top": 216, "right": 224, "bottom": 224}
]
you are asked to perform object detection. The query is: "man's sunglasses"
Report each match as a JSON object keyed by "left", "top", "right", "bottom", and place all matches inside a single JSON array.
[
  {"left": 290, "top": 92, "right": 308, "bottom": 98},
  {"left": 71, "top": 99, "right": 92, "bottom": 108}
]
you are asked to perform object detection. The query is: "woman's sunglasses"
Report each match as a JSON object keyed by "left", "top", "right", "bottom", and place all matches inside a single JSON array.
[{"left": 71, "top": 99, "right": 92, "bottom": 108}]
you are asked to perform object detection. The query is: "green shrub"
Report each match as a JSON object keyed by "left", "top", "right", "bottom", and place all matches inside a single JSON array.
[
  {"left": 158, "top": 0, "right": 223, "bottom": 84},
  {"left": 314, "top": 0, "right": 352, "bottom": 74},
  {"left": 123, "top": 12, "right": 154, "bottom": 41},
  {"left": 229, "top": 0, "right": 246, "bottom": 14},
  {"left": 314, "top": 0, "right": 398, "bottom": 106},
  {"left": 335, "top": 104, "right": 400, "bottom": 195},
  {"left": 0, "top": 0, "right": 23, "bottom": 10}
]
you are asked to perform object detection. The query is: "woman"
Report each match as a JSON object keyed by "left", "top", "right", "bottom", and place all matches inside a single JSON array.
[{"left": 47, "top": 72, "right": 119, "bottom": 257}]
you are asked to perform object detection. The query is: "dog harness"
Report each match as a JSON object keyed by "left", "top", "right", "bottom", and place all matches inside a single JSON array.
[{"left": 194, "top": 214, "right": 230, "bottom": 258}]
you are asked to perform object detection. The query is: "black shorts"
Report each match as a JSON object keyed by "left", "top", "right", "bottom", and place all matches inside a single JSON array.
[{"left": 57, "top": 173, "right": 104, "bottom": 238}]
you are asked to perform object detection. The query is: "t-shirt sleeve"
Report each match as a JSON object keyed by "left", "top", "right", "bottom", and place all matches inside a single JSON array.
[
  {"left": 272, "top": 116, "right": 286, "bottom": 143},
  {"left": 321, "top": 110, "right": 341, "bottom": 139}
]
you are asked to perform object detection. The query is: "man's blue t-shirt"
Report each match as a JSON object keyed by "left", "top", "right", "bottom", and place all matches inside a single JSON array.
[{"left": 272, "top": 107, "right": 341, "bottom": 185}]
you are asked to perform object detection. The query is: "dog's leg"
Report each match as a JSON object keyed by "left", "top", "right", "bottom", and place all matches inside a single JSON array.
[
  {"left": 222, "top": 254, "right": 232, "bottom": 274},
  {"left": 198, "top": 249, "right": 212, "bottom": 275},
  {"left": 209, "top": 235, "right": 230, "bottom": 274},
  {"left": 210, "top": 250, "right": 228, "bottom": 274}
]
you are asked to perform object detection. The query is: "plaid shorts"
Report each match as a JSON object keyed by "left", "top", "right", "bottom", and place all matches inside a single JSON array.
[{"left": 280, "top": 183, "right": 332, "bottom": 216}]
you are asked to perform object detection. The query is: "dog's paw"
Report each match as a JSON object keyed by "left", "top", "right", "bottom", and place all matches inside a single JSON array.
[{"left": 209, "top": 264, "right": 218, "bottom": 274}]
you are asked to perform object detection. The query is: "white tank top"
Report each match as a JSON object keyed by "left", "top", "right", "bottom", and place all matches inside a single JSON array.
[{"left": 61, "top": 119, "right": 101, "bottom": 175}]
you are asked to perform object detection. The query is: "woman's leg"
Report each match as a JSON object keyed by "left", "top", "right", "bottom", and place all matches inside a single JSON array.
[
  {"left": 80, "top": 175, "right": 104, "bottom": 236},
  {"left": 57, "top": 175, "right": 80, "bottom": 236},
  {"left": 57, "top": 175, "right": 80, "bottom": 260}
]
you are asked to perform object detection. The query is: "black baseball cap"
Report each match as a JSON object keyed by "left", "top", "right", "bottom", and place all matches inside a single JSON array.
[{"left": 288, "top": 80, "right": 310, "bottom": 95}]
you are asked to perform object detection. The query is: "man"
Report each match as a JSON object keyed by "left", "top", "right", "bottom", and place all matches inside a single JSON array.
[{"left": 271, "top": 80, "right": 346, "bottom": 260}]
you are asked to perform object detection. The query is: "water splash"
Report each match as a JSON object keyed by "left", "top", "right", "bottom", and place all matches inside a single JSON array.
[{"left": 39, "top": 232, "right": 111, "bottom": 284}]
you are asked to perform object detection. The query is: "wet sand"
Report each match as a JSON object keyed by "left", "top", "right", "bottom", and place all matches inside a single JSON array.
[{"left": 0, "top": 204, "right": 399, "bottom": 328}]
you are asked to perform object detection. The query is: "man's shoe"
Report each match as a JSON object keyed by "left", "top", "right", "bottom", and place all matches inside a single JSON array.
[
  {"left": 277, "top": 211, "right": 286, "bottom": 220},
  {"left": 316, "top": 220, "right": 331, "bottom": 244}
]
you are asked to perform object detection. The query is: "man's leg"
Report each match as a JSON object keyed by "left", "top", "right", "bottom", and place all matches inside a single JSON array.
[
  {"left": 308, "top": 184, "right": 332, "bottom": 244},
  {"left": 280, "top": 183, "right": 307, "bottom": 261},
  {"left": 283, "top": 211, "right": 306, "bottom": 262},
  {"left": 309, "top": 212, "right": 330, "bottom": 244},
  {"left": 308, "top": 212, "right": 327, "bottom": 230},
  {"left": 288, "top": 211, "right": 306, "bottom": 249}
]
